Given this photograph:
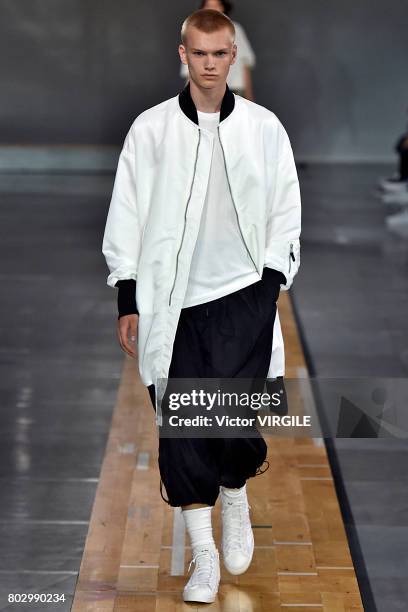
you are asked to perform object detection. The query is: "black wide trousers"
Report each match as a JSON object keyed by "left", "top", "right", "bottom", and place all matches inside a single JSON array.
[{"left": 147, "top": 267, "right": 282, "bottom": 507}]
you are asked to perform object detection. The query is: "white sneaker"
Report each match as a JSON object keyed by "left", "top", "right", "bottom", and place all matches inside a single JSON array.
[
  {"left": 379, "top": 175, "right": 408, "bottom": 193},
  {"left": 183, "top": 544, "right": 220, "bottom": 603},
  {"left": 220, "top": 487, "right": 254, "bottom": 575}
]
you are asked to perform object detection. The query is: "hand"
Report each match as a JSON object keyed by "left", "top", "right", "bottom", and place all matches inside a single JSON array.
[
  {"left": 262, "top": 267, "right": 284, "bottom": 303},
  {"left": 117, "top": 314, "right": 139, "bottom": 358}
]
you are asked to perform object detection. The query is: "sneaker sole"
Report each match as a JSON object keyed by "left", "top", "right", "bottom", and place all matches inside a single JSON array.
[
  {"left": 223, "top": 554, "right": 253, "bottom": 575},
  {"left": 183, "top": 590, "right": 218, "bottom": 603}
]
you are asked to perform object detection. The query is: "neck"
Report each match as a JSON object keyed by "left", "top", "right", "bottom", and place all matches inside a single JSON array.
[{"left": 189, "top": 79, "right": 226, "bottom": 113}]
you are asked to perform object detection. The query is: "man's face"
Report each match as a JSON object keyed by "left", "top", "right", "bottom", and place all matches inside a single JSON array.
[{"left": 179, "top": 27, "right": 236, "bottom": 90}]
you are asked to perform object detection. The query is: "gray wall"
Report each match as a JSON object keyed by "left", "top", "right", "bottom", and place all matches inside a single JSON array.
[{"left": 1, "top": 0, "right": 407, "bottom": 161}]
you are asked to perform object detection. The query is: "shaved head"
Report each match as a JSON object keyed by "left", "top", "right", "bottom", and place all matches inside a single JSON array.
[{"left": 181, "top": 9, "right": 235, "bottom": 47}]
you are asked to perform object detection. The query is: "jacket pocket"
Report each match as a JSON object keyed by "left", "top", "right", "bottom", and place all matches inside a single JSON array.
[
  {"left": 285, "top": 239, "right": 300, "bottom": 288},
  {"left": 264, "top": 238, "right": 300, "bottom": 290}
]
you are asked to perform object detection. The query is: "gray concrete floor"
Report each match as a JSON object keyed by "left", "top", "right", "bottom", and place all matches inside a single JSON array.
[
  {"left": 0, "top": 165, "right": 407, "bottom": 611},
  {"left": 0, "top": 174, "right": 120, "bottom": 611},
  {"left": 292, "top": 163, "right": 408, "bottom": 612}
]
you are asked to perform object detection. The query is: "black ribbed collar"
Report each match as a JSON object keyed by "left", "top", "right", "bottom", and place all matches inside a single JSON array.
[{"left": 178, "top": 81, "right": 235, "bottom": 125}]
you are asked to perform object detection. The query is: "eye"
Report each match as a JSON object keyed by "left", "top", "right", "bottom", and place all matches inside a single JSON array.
[
  {"left": 193, "top": 51, "right": 204, "bottom": 55},
  {"left": 216, "top": 51, "right": 227, "bottom": 56}
]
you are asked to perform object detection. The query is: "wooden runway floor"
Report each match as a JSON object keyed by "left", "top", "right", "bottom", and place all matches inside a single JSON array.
[{"left": 71, "top": 293, "right": 364, "bottom": 611}]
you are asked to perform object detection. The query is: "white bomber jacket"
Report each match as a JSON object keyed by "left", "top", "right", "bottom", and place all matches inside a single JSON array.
[{"left": 102, "top": 83, "right": 301, "bottom": 401}]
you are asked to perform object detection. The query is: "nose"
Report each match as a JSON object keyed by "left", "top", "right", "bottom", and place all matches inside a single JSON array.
[{"left": 204, "top": 56, "right": 216, "bottom": 70}]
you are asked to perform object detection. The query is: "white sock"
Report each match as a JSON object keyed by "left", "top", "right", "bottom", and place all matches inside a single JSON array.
[
  {"left": 220, "top": 483, "right": 247, "bottom": 499},
  {"left": 182, "top": 506, "right": 215, "bottom": 550}
]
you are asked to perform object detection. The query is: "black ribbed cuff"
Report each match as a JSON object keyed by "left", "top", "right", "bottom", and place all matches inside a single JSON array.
[
  {"left": 262, "top": 267, "right": 287, "bottom": 286},
  {"left": 114, "top": 270, "right": 285, "bottom": 319},
  {"left": 115, "top": 279, "right": 139, "bottom": 319}
]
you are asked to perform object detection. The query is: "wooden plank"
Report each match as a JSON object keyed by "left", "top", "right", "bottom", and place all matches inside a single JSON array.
[
  {"left": 72, "top": 292, "right": 364, "bottom": 610},
  {"left": 71, "top": 358, "right": 152, "bottom": 611}
]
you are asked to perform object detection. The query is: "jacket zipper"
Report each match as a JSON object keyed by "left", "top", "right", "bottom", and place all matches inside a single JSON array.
[
  {"left": 217, "top": 126, "right": 260, "bottom": 276},
  {"left": 168, "top": 129, "right": 202, "bottom": 306},
  {"left": 289, "top": 242, "right": 295, "bottom": 274}
]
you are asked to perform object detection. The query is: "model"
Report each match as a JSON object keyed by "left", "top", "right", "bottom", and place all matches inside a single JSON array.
[{"left": 102, "top": 8, "right": 301, "bottom": 604}]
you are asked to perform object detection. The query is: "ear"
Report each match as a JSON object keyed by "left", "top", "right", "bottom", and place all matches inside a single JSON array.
[{"left": 179, "top": 44, "right": 188, "bottom": 65}]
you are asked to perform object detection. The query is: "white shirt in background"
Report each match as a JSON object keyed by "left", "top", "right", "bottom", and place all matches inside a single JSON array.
[
  {"left": 183, "top": 109, "right": 260, "bottom": 308},
  {"left": 180, "top": 21, "right": 256, "bottom": 91}
]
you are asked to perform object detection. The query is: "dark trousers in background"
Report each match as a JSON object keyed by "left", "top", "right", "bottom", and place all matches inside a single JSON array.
[
  {"left": 400, "top": 150, "right": 408, "bottom": 180},
  {"left": 148, "top": 268, "right": 281, "bottom": 507},
  {"left": 396, "top": 134, "right": 408, "bottom": 180}
]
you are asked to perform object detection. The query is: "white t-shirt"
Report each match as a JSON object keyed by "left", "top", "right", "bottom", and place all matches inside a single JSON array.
[
  {"left": 183, "top": 110, "right": 260, "bottom": 308},
  {"left": 180, "top": 21, "right": 256, "bottom": 91}
]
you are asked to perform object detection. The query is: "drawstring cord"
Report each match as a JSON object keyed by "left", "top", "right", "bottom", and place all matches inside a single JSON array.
[
  {"left": 255, "top": 459, "right": 270, "bottom": 476},
  {"left": 159, "top": 460, "right": 269, "bottom": 505}
]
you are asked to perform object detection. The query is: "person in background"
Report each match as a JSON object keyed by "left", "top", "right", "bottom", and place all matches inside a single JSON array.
[
  {"left": 380, "top": 106, "right": 408, "bottom": 192},
  {"left": 396, "top": 132, "right": 408, "bottom": 184},
  {"left": 180, "top": 0, "right": 255, "bottom": 100}
]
